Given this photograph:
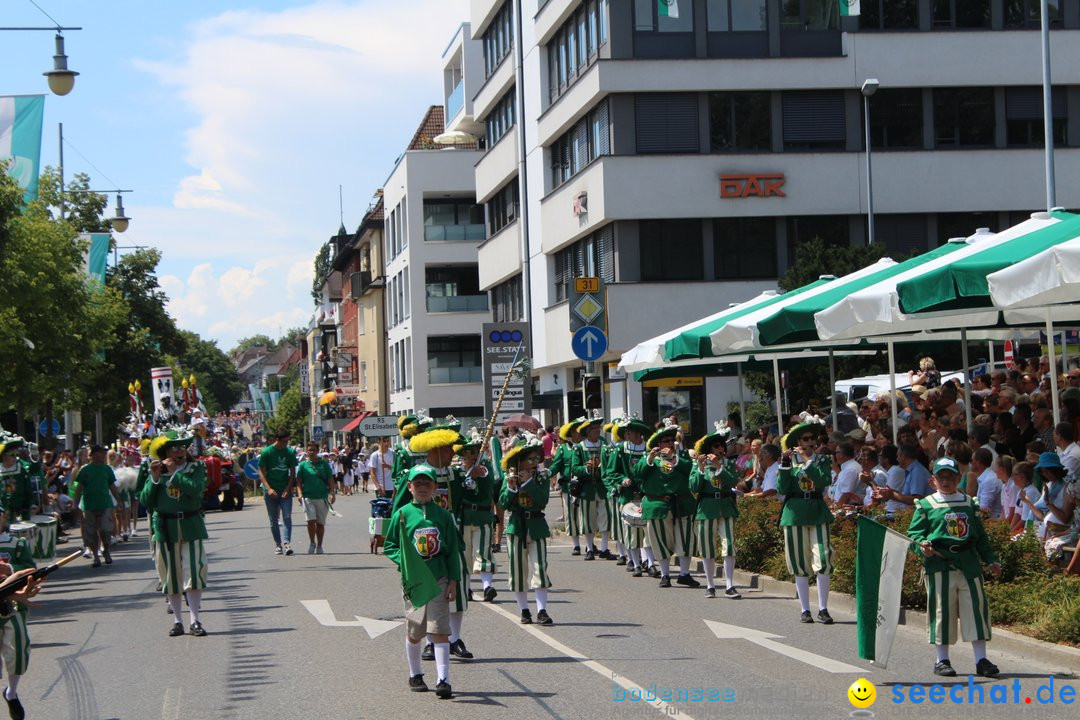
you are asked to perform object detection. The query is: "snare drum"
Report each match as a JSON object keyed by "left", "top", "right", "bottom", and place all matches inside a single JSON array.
[
  {"left": 621, "top": 502, "right": 646, "bottom": 528},
  {"left": 8, "top": 521, "right": 38, "bottom": 551},
  {"left": 31, "top": 514, "right": 57, "bottom": 560}
]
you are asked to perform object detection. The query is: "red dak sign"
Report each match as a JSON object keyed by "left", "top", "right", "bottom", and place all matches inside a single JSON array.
[{"left": 720, "top": 173, "right": 786, "bottom": 199}]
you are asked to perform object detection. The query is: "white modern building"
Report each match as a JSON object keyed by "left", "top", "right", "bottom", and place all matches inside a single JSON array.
[
  {"left": 382, "top": 104, "right": 487, "bottom": 427},
  {"left": 460, "top": 0, "right": 1080, "bottom": 439}
]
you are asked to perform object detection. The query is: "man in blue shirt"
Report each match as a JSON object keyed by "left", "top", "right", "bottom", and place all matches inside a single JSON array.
[{"left": 878, "top": 444, "right": 931, "bottom": 509}]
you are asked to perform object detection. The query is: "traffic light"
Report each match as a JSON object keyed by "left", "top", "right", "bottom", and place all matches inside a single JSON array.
[{"left": 582, "top": 374, "right": 602, "bottom": 411}]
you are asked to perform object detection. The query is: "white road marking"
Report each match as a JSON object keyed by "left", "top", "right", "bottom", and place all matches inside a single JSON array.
[
  {"left": 478, "top": 601, "right": 697, "bottom": 720},
  {"left": 301, "top": 599, "right": 402, "bottom": 639},
  {"left": 161, "top": 687, "right": 181, "bottom": 720},
  {"left": 703, "top": 619, "right": 865, "bottom": 674}
]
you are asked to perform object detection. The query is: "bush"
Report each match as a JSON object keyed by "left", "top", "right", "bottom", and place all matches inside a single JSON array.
[
  {"left": 732, "top": 497, "right": 783, "bottom": 574},
  {"left": 985, "top": 574, "right": 1080, "bottom": 645}
]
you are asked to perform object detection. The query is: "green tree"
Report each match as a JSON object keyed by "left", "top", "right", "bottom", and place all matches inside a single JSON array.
[
  {"left": 778, "top": 237, "right": 891, "bottom": 293},
  {"left": 37, "top": 167, "right": 111, "bottom": 233},
  {"left": 230, "top": 334, "right": 276, "bottom": 356},
  {"left": 173, "top": 331, "right": 244, "bottom": 414},
  {"left": 311, "top": 241, "right": 332, "bottom": 303},
  {"left": 267, "top": 386, "right": 306, "bottom": 441}
]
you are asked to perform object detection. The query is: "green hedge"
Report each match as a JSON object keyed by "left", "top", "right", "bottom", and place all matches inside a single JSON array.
[{"left": 731, "top": 497, "right": 1077, "bottom": 646}]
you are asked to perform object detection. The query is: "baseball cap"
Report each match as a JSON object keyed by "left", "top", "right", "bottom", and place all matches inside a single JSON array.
[{"left": 932, "top": 457, "right": 960, "bottom": 475}]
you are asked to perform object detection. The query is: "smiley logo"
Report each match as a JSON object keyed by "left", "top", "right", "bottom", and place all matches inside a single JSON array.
[{"left": 847, "top": 678, "right": 876, "bottom": 709}]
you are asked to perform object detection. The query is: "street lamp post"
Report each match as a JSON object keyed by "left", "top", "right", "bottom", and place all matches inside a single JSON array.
[
  {"left": 861, "top": 78, "right": 879, "bottom": 246},
  {"left": 0, "top": 26, "right": 81, "bottom": 96}
]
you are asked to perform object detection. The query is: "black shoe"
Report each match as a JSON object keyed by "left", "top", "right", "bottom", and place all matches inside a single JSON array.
[
  {"left": 449, "top": 639, "right": 473, "bottom": 659},
  {"left": 659, "top": 576, "right": 672, "bottom": 588},
  {"left": 934, "top": 660, "right": 957, "bottom": 677},
  {"left": 725, "top": 587, "right": 742, "bottom": 599},
  {"left": 649, "top": 566, "right": 662, "bottom": 579},
  {"left": 632, "top": 568, "right": 643, "bottom": 578},
  {"left": 490, "top": 543, "right": 500, "bottom": 554},
  {"left": 467, "top": 590, "right": 474, "bottom": 602},
  {"left": 168, "top": 622, "right": 184, "bottom": 637},
  {"left": 408, "top": 673, "right": 429, "bottom": 692},
  {"left": 190, "top": 621, "right": 207, "bottom": 637},
  {"left": 817, "top": 609, "right": 834, "bottom": 625},
  {"left": 3, "top": 690, "right": 24, "bottom": 720},
  {"left": 571, "top": 546, "right": 581, "bottom": 556},
  {"left": 616, "top": 556, "right": 627, "bottom": 566},
  {"left": 584, "top": 550, "right": 595, "bottom": 561},
  {"left": 800, "top": 611, "right": 814, "bottom": 624},
  {"left": 434, "top": 680, "right": 453, "bottom": 699},
  {"left": 421, "top": 643, "right": 434, "bottom": 661},
  {"left": 676, "top": 574, "right": 701, "bottom": 588},
  {"left": 537, "top": 609, "right": 553, "bottom": 626},
  {"left": 598, "top": 549, "right": 615, "bottom": 560},
  {"left": 625, "top": 562, "right": 635, "bottom": 572},
  {"left": 483, "top": 586, "right": 497, "bottom": 603},
  {"left": 520, "top": 609, "right": 532, "bottom": 624},
  {"left": 103, "top": 551, "right": 112, "bottom": 565},
  {"left": 92, "top": 557, "right": 101, "bottom": 568},
  {"left": 705, "top": 587, "right": 716, "bottom": 598},
  {"left": 975, "top": 658, "right": 1000, "bottom": 678}
]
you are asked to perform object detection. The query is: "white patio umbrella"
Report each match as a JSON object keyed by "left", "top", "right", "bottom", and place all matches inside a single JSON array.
[{"left": 987, "top": 236, "right": 1080, "bottom": 310}]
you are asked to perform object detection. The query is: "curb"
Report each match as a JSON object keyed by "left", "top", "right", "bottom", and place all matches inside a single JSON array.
[{"left": 721, "top": 566, "right": 1080, "bottom": 675}]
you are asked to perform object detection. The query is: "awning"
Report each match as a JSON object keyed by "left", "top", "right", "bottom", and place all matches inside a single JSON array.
[
  {"left": 341, "top": 411, "right": 374, "bottom": 433},
  {"left": 988, "top": 234, "right": 1080, "bottom": 310}
]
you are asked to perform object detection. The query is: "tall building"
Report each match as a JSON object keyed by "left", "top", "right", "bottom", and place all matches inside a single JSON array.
[
  {"left": 463, "top": 0, "right": 1080, "bottom": 439},
  {"left": 382, "top": 104, "right": 487, "bottom": 428}
]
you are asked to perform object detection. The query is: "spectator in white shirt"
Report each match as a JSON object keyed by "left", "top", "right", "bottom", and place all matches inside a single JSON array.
[
  {"left": 876, "top": 445, "right": 908, "bottom": 517},
  {"left": 972, "top": 447, "right": 1003, "bottom": 518},
  {"left": 1009, "top": 461, "right": 1041, "bottom": 535},
  {"left": 997, "top": 455, "right": 1019, "bottom": 525},
  {"left": 831, "top": 443, "right": 865, "bottom": 507},
  {"left": 367, "top": 437, "right": 395, "bottom": 497},
  {"left": 747, "top": 444, "right": 781, "bottom": 500},
  {"left": 1053, "top": 422, "right": 1080, "bottom": 482}
]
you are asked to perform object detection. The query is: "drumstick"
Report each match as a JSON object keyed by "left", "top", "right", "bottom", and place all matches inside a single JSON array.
[{"left": 0, "top": 550, "right": 83, "bottom": 600}]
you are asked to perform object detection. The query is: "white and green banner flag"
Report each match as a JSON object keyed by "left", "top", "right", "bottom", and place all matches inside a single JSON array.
[
  {"left": 839, "top": 0, "right": 861, "bottom": 16},
  {"left": 856, "top": 515, "right": 909, "bottom": 668},
  {"left": 658, "top": 0, "right": 679, "bottom": 19},
  {"left": 80, "top": 233, "right": 112, "bottom": 286},
  {"left": 0, "top": 95, "right": 46, "bottom": 203}
]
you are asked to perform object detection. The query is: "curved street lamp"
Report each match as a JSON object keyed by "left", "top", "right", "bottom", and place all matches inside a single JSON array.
[{"left": 0, "top": 26, "right": 82, "bottom": 96}]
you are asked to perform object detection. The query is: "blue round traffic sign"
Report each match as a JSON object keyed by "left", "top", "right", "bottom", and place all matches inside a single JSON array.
[
  {"left": 243, "top": 459, "right": 260, "bottom": 481},
  {"left": 39, "top": 419, "right": 61, "bottom": 437},
  {"left": 571, "top": 325, "right": 608, "bottom": 362}
]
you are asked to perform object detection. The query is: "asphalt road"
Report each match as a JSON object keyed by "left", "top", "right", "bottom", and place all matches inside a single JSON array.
[{"left": 19, "top": 492, "right": 1079, "bottom": 720}]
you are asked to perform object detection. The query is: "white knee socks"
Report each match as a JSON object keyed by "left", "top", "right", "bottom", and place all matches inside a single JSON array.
[
  {"left": 480, "top": 571, "right": 493, "bottom": 589},
  {"left": 186, "top": 589, "right": 202, "bottom": 625},
  {"left": 434, "top": 643, "right": 450, "bottom": 684},
  {"left": 585, "top": 535, "right": 596, "bottom": 551},
  {"left": 677, "top": 556, "right": 691, "bottom": 575},
  {"left": 643, "top": 547, "right": 656, "bottom": 566},
  {"left": 724, "top": 556, "right": 736, "bottom": 590},
  {"left": 600, "top": 531, "right": 609, "bottom": 552},
  {"left": 616, "top": 541, "right": 627, "bottom": 558},
  {"left": 167, "top": 593, "right": 183, "bottom": 623},
  {"left": 816, "top": 573, "right": 830, "bottom": 611},
  {"left": 935, "top": 644, "right": 950, "bottom": 662},
  {"left": 971, "top": 640, "right": 987, "bottom": 662},
  {"left": 534, "top": 588, "right": 548, "bottom": 612},
  {"left": 6, "top": 675, "right": 20, "bottom": 697},
  {"left": 406, "top": 638, "right": 423, "bottom": 676},
  {"left": 795, "top": 576, "right": 811, "bottom": 612},
  {"left": 448, "top": 612, "right": 463, "bottom": 644},
  {"left": 702, "top": 558, "right": 716, "bottom": 589},
  {"left": 659, "top": 559, "right": 671, "bottom": 577},
  {"left": 515, "top": 591, "right": 529, "bottom": 611},
  {"left": 629, "top": 548, "right": 641, "bottom": 568}
]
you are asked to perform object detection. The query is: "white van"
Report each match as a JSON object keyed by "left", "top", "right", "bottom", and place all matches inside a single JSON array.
[{"left": 834, "top": 371, "right": 965, "bottom": 404}]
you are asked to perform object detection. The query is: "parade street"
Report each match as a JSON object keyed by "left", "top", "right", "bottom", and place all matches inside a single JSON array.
[{"left": 21, "top": 493, "right": 1079, "bottom": 720}]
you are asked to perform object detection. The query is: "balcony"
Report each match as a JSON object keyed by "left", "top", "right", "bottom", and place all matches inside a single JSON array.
[
  {"left": 428, "top": 366, "right": 483, "bottom": 384},
  {"left": 423, "top": 223, "right": 486, "bottom": 242},
  {"left": 446, "top": 79, "right": 465, "bottom": 124},
  {"left": 426, "top": 293, "right": 489, "bottom": 313}
]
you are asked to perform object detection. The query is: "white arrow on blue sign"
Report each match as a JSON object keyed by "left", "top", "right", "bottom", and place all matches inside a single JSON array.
[{"left": 571, "top": 325, "right": 608, "bottom": 362}]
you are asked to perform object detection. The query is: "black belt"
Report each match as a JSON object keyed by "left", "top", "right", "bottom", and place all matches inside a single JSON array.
[
  {"left": 157, "top": 510, "right": 202, "bottom": 519},
  {"left": 796, "top": 491, "right": 824, "bottom": 500},
  {"left": 645, "top": 495, "right": 673, "bottom": 503},
  {"left": 516, "top": 511, "right": 545, "bottom": 519},
  {"left": 707, "top": 491, "right": 735, "bottom": 500},
  {"left": 463, "top": 503, "right": 489, "bottom": 511}
]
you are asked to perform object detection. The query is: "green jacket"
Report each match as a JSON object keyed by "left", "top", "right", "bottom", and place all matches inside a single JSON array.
[
  {"left": 139, "top": 460, "right": 209, "bottom": 543},
  {"left": 633, "top": 453, "right": 693, "bottom": 520},
  {"left": 499, "top": 473, "right": 550, "bottom": 540},
  {"left": 776, "top": 455, "right": 834, "bottom": 527},
  {"left": 391, "top": 440, "right": 424, "bottom": 487},
  {"left": 602, "top": 442, "right": 645, "bottom": 503},
  {"left": 1, "top": 460, "right": 33, "bottom": 520},
  {"left": 549, "top": 442, "right": 574, "bottom": 491},
  {"left": 569, "top": 442, "right": 606, "bottom": 501},
  {"left": 384, "top": 500, "right": 462, "bottom": 582},
  {"left": 690, "top": 459, "right": 740, "bottom": 520},
  {"left": 452, "top": 463, "right": 497, "bottom": 526},
  {"left": 907, "top": 492, "right": 998, "bottom": 580}
]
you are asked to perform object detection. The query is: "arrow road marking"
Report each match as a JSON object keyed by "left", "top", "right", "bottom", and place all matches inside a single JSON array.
[
  {"left": 703, "top": 620, "right": 865, "bottom": 674},
  {"left": 301, "top": 599, "right": 402, "bottom": 639}
]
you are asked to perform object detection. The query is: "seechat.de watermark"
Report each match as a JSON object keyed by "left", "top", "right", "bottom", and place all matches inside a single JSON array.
[{"left": 890, "top": 676, "right": 1076, "bottom": 707}]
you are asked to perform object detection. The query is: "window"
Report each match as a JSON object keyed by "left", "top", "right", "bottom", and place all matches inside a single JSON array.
[
  {"left": 786, "top": 215, "right": 849, "bottom": 268},
  {"left": 709, "top": 92, "right": 771, "bottom": 152},
  {"left": 402, "top": 266, "right": 410, "bottom": 319},
  {"left": 707, "top": 0, "right": 767, "bottom": 30},
  {"left": 486, "top": 88, "right": 516, "bottom": 148},
  {"left": 358, "top": 304, "right": 365, "bottom": 335},
  {"left": 426, "top": 266, "right": 487, "bottom": 312},
  {"left": 640, "top": 220, "right": 704, "bottom": 281},
  {"left": 548, "top": 0, "right": 609, "bottom": 102},
  {"left": 404, "top": 337, "right": 411, "bottom": 389},
  {"left": 634, "top": 0, "right": 694, "bottom": 31},
  {"left": 713, "top": 218, "right": 777, "bottom": 279},
  {"left": 936, "top": 212, "right": 998, "bottom": 245},
  {"left": 873, "top": 214, "right": 928, "bottom": 256},
  {"left": 932, "top": 0, "right": 990, "bottom": 29},
  {"left": 483, "top": 2, "right": 513, "bottom": 78},
  {"left": 428, "top": 336, "right": 482, "bottom": 384},
  {"left": 636, "top": 94, "right": 699, "bottom": 154},
  {"left": 782, "top": 91, "right": 845, "bottom": 150},
  {"left": 360, "top": 361, "right": 368, "bottom": 391},
  {"left": 866, "top": 88, "right": 923, "bottom": 149},
  {"left": 1006, "top": 87, "right": 1067, "bottom": 148},
  {"left": 423, "top": 199, "right": 485, "bottom": 241},
  {"left": 554, "top": 225, "right": 615, "bottom": 302},
  {"left": 781, "top": 0, "right": 840, "bottom": 30},
  {"left": 551, "top": 100, "right": 610, "bottom": 189},
  {"left": 859, "top": 0, "right": 918, "bottom": 29},
  {"left": 491, "top": 274, "right": 524, "bottom": 322},
  {"left": 934, "top": 88, "right": 994, "bottom": 148},
  {"left": 1004, "top": 0, "right": 1062, "bottom": 28},
  {"left": 487, "top": 179, "right": 519, "bottom": 237}
]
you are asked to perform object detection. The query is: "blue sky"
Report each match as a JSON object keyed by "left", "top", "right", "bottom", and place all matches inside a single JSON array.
[{"left": 3, "top": 0, "right": 467, "bottom": 350}]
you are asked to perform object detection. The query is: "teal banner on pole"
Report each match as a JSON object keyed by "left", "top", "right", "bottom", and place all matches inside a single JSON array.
[
  {"left": 0, "top": 95, "right": 46, "bottom": 203},
  {"left": 84, "top": 233, "right": 111, "bottom": 286}
]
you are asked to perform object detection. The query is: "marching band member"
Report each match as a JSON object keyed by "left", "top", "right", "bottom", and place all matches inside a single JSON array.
[
  {"left": 391, "top": 413, "right": 431, "bottom": 506},
  {"left": 777, "top": 420, "right": 835, "bottom": 624},
  {"left": 452, "top": 427, "right": 498, "bottom": 603},
  {"left": 690, "top": 422, "right": 741, "bottom": 598},
  {"left": 499, "top": 434, "right": 554, "bottom": 625},
  {"left": 0, "top": 437, "right": 32, "bottom": 523},
  {"left": 547, "top": 418, "right": 585, "bottom": 555},
  {"left": 570, "top": 416, "right": 609, "bottom": 561},
  {"left": 635, "top": 420, "right": 698, "bottom": 588},
  {"left": 602, "top": 416, "right": 651, "bottom": 574},
  {"left": 0, "top": 496, "right": 43, "bottom": 720}
]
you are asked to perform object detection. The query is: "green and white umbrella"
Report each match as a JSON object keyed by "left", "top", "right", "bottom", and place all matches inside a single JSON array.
[{"left": 987, "top": 234, "right": 1080, "bottom": 310}]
